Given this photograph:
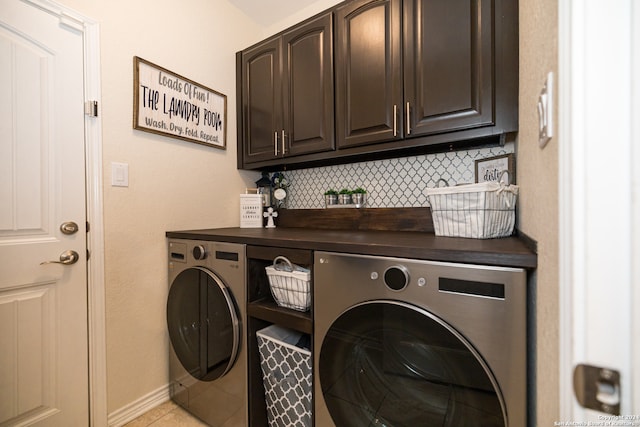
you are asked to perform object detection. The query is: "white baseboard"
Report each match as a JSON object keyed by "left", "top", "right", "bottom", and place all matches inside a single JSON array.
[{"left": 107, "top": 384, "right": 171, "bottom": 427}]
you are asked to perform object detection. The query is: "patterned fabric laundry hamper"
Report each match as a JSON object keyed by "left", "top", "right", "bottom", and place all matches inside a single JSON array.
[
  {"left": 425, "top": 175, "right": 519, "bottom": 239},
  {"left": 257, "top": 325, "right": 312, "bottom": 427},
  {"left": 265, "top": 256, "right": 311, "bottom": 311}
]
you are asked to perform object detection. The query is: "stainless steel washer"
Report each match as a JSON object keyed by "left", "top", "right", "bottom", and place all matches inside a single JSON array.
[
  {"left": 314, "top": 252, "right": 527, "bottom": 427},
  {"left": 167, "top": 239, "right": 247, "bottom": 426}
]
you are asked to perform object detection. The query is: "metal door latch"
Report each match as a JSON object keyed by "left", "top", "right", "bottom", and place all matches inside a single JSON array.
[
  {"left": 84, "top": 100, "right": 98, "bottom": 117},
  {"left": 573, "top": 364, "right": 620, "bottom": 415}
]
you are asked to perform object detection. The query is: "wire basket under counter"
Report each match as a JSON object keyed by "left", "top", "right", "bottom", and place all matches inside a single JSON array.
[{"left": 265, "top": 256, "right": 311, "bottom": 311}]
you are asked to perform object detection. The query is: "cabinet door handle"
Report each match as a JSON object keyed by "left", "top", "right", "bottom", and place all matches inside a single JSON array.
[
  {"left": 406, "top": 102, "right": 411, "bottom": 135},
  {"left": 274, "top": 131, "right": 279, "bottom": 156},
  {"left": 393, "top": 105, "right": 398, "bottom": 137},
  {"left": 282, "top": 130, "right": 287, "bottom": 155}
]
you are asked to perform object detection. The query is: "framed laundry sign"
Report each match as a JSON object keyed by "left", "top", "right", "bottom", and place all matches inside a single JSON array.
[{"left": 133, "top": 56, "right": 226, "bottom": 149}]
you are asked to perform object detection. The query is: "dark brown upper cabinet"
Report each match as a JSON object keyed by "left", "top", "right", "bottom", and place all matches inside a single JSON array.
[
  {"left": 403, "top": 0, "right": 496, "bottom": 136},
  {"left": 239, "top": 38, "right": 280, "bottom": 165},
  {"left": 237, "top": 0, "right": 517, "bottom": 170},
  {"left": 336, "top": 0, "right": 504, "bottom": 148},
  {"left": 335, "top": 0, "right": 403, "bottom": 148},
  {"left": 238, "top": 12, "right": 335, "bottom": 166}
]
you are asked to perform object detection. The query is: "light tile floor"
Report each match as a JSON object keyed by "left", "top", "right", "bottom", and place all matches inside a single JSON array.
[{"left": 124, "top": 401, "right": 208, "bottom": 427}]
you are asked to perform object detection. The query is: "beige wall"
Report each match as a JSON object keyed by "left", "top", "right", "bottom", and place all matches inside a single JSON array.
[
  {"left": 518, "top": 0, "right": 560, "bottom": 424},
  {"left": 56, "top": 0, "right": 260, "bottom": 413}
]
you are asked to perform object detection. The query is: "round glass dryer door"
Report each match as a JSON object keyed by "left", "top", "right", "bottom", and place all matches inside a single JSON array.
[
  {"left": 319, "top": 301, "right": 506, "bottom": 427},
  {"left": 167, "top": 267, "right": 240, "bottom": 382}
]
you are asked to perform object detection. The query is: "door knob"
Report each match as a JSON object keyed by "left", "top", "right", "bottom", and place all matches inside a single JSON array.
[
  {"left": 60, "top": 221, "right": 79, "bottom": 235},
  {"left": 40, "top": 250, "right": 80, "bottom": 266}
]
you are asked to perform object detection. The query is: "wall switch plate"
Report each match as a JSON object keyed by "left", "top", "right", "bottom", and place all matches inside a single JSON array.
[
  {"left": 111, "top": 162, "right": 129, "bottom": 187},
  {"left": 537, "top": 71, "right": 554, "bottom": 148}
]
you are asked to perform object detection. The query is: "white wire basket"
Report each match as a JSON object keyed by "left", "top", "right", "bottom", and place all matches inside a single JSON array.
[
  {"left": 425, "top": 174, "right": 519, "bottom": 239},
  {"left": 265, "top": 256, "right": 311, "bottom": 311}
]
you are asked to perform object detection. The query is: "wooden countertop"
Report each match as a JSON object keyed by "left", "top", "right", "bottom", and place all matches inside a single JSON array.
[{"left": 166, "top": 226, "right": 537, "bottom": 269}]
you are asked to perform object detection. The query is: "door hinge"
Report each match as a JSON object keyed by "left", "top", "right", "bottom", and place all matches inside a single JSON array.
[
  {"left": 85, "top": 100, "right": 99, "bottom": 117},
  {"left": 573, "top": 364, "right": 621, "bottom": 415}
]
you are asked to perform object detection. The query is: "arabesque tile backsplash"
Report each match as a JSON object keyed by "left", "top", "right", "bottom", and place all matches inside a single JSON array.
[{"left": 283, "top": 142, "right": 515, "bottom": 209}]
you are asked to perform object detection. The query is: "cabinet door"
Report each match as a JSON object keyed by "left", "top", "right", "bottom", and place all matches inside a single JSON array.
[
  {"left": 404, "top": 0, "right": 494, "bottom": 136},
  {"left": 241, "top": 37, "right": 282, "bottom": 164},
  {"left": 335, "top": 0, "right": 403, "bottom": 149},
  {"left": 282, "top": 13, "right": 335, "bottom": 157}
]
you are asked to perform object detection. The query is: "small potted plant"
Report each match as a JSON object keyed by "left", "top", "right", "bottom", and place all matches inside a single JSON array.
[
  {"left": 324, "top": 189, "right": 338, "bottom": 207},
  {"left": 338, "top": 188, "right": 352, "bottom": 205},
  {"left": 352, "top": 187, "right": 367, "bottom": 207}
]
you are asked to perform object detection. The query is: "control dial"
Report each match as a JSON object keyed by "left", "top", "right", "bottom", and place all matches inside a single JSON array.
[
  {"left": 192, "top": 245, "right": 207, "bottom": 260},
  {"left": 383, "top": 265, "right": 409, "bottom": 291}
]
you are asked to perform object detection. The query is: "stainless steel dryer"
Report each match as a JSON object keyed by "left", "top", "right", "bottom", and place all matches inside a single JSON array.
[
  {"left": 314, "top": 252, "right": 527, "bottom": 427},
  {"left": 167, "top": 239, "right": 247, "bottom": 426}
]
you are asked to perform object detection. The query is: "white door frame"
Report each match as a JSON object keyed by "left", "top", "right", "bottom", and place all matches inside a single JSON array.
[
  {"left": 633, "top": 2, "right": 640, "bottom": 412},
  {"left": 559, "top": 0, "right": 639, "bottom": 420},
  {"left": 24, "top": 1, "right": 107, "bottom": 425},
  {"left": 82, "top": 12, "right": 108, "bottom": 427}
]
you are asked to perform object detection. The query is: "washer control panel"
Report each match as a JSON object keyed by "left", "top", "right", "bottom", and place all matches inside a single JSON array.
[
  {"left": 192, "top": 245, "right": 207, "bottom": 260},
  {"left": 383, "top": 265, "right": 409, "bottom": 291},
  {"left": 169, "top": 242, "right": 187, "bottom": 263}
]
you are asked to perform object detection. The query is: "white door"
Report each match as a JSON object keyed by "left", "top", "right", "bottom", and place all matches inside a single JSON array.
[
  {"left": 559, "top": 0, "right": 640, "bottom": 421},
  {"left": 0, "top": 1, "right": 89, "bottom": 425}
]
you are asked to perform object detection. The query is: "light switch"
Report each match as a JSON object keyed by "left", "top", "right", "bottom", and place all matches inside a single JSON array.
[
  {"left": 111, "top": 162, "right": 129, "bottom": 187},
  {"left": 537, "top": 71, "right": 554, "bottom": 148}
]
